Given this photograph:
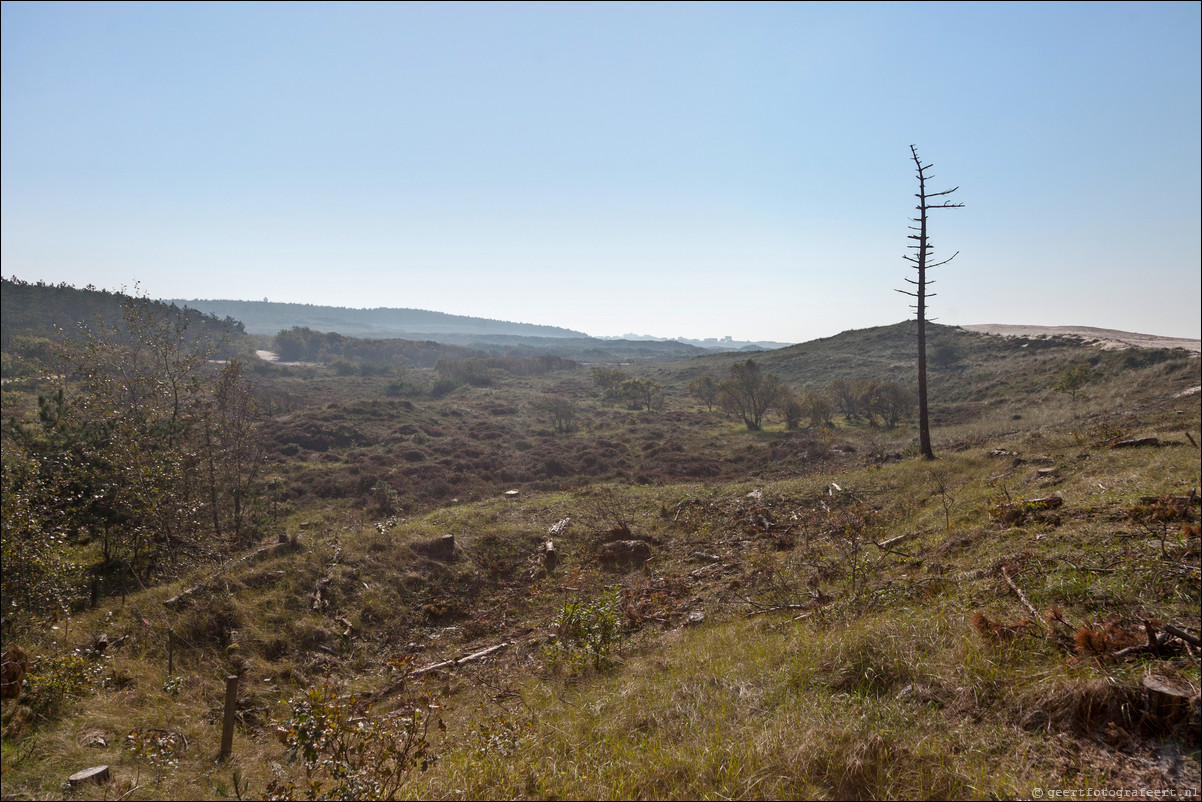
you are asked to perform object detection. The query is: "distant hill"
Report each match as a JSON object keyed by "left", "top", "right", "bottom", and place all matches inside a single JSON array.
[
  {"left": 600, "top": 333, "right": 795, "bottom": 351},
  {"left": 1, "top": 277, "right": 249, "bottom": 352},
  {"left": 170, "top": 299, "right": 588, "bottom": 340}
]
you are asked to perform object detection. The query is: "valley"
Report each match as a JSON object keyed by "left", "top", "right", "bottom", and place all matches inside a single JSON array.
[{"left": 1, "top": 284, "right": 1199, "bottom": 800}]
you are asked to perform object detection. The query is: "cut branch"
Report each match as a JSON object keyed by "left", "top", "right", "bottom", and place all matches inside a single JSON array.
[{"left": 1001, "top": 567, "right": 1047, "bottom": 633}]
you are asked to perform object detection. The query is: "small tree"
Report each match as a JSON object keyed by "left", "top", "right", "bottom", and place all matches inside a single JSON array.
[
  {"left": 589, "top": 367, "right": 625, "bottom": 394},
  {"left": 827, "top": 378, "right": 860, "bottom": 422},
  {"left": 801, "top": 389, "right": 835, "bottom": 428},
  {"left": 1054, "top": 364, "right": 1092, "bottom": 402},
  {"left": 780, "top": 390, "right": 805, "bottom": 430},
  {"left": 688, "top": 374, "right": 719, "bottom": 411},
  {"left": 717, "top": 360, "right": 785, "bottom": 430},
  {"left": 197, "top": 358, "right": 266, "bottom": 544},
  {"left": 619, "top": 378, "right": 663, "bottom": 412},
  {"left": 898, "top": 145, "right": 963, "bottom": 460},
  {"left": 533, "top": 394, "right": 580, "bottom": 433}
]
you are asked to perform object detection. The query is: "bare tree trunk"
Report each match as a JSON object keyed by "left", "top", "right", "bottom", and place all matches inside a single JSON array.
[{"left": 900, "top": 145, "right": 963, "bottom": 460}]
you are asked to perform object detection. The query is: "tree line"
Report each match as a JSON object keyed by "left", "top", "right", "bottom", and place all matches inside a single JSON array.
[
  {"left": 689, "top": 362, "right": 915, "bottom": 431},
  {"left": 549, "top": 360, "right": 915, "bottom": 433},
  {"left": 1, "top": 276, "right": 245, "bottom": 355}
]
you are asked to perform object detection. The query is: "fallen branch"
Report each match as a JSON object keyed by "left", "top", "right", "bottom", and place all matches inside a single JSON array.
[
  {"left": 412, "top": 641, "right": 514, "bottom": 678},
  {"left": 745, "top": 603, "right": 809, "bottom": 618},
  {"left": 793, "top": 599, "right": 837, "bottom": 621},
  {"left": 1000, "top": 567, "right": 1046, "bottom": 633},
  {"left": 1164, "top": 624, "right": 1202, "bottom": 648},
  {"left": 1055, "top": 557, "right": 1119, "bottom": 574},
  {"left": 1111, "top": 437, "right": 1159, "bottom": 449},
  {"left": 373, "top": 641, "right": 516, "bottom": 700},
  {"left": 879, "top": 531, "right": 917, "bottom": 549},
  {"left": 873, "top": 532, "right": 918, "bottom": 558}
]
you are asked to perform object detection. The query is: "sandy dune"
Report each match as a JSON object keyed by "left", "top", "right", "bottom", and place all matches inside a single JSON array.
[{"left": 959, "top": 324, "right": 1200, "bottom": 354}]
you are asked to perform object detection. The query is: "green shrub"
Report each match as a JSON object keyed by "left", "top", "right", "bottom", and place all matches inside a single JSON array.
[
  {"left": 267, "top": 683, "right": 442, "bottom": 801},
  {"left": 550, "top": 586, "right": 625, "bottom": 669}
]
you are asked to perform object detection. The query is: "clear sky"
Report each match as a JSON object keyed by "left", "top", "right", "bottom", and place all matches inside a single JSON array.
[{"left": 3, "top": 1, "right": 1199, "bottom": 342}]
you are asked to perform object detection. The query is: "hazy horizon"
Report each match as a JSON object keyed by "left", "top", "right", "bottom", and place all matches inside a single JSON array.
[{"left": 3, "top": 2, "right": 1199, "bottom": 342}]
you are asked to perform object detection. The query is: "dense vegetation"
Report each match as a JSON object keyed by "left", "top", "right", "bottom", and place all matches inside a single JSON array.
[
  {"left": 1, "top": 277, "right": 250, "bottom": 358},
  {"left": 1, "top": 283, "right": 1199, "bottom": 800}
]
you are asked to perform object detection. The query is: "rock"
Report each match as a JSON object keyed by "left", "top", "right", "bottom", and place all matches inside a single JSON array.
[{"left": 68, "top": 766, "right": 111, "bottom": 786}]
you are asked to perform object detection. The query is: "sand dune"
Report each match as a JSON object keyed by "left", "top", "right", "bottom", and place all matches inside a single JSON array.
[{"left": 960, "top": 324, "right": 1200, "bottom": 354}]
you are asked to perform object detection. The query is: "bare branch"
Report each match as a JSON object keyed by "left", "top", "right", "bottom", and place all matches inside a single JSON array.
[{"left": 929, "top": 252, "right": 960, "bottom": 268}]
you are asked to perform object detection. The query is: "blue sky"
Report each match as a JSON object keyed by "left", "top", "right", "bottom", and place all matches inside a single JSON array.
[{"left": 3, "top": 1, "right": 1199, "bottom": 342}]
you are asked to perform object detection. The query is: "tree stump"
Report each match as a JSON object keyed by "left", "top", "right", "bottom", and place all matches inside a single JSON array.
[
  {"left": 1143, "top": 674, "right": 1198, "bottom": 731},
  {"left": 68, "top": 765, "right": 111, "bottom": 786}
]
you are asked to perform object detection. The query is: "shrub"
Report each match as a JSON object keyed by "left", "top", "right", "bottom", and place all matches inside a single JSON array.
[
  {"left": 267, "top": 683, "right": 442, "bottom": 801},
  {"left": 550, "top": 586, "right": 625, "bottom": 669},
  {"left": 25, "top": 649, "right": 105, "bottom": 719},
  {"left": 430, "top": 377, "right": 459, "bottom": 398},
  {"left": 1054, "top": 364, "right": 1092, "bottom": 401}
]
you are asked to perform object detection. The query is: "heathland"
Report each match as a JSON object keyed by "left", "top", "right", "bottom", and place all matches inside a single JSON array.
[{"left": 1, "top": 279, "right": 1199, "bottom": 800}]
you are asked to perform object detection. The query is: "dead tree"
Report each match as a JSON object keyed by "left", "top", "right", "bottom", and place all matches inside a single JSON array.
[{"left": 898, "top": 145, "right": 963, "bottom": 460}]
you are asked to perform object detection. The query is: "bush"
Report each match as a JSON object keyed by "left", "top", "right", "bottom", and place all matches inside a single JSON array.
[
  {"left": 430, "top": 377, "right": 459, "bottom": 398},
  {"left": 25, "top": 649, "right": 106, "bottom": 719},
  {"left": 550, "top": 586, "right": 625, "bottom": 669},
  {"left": 267, "top": 683, "right": 442, "bottom": 801}
]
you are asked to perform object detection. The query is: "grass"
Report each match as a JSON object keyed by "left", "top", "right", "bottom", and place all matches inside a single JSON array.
[{"left": 2, "top": 325, "right": 1199, "bottom": 800}]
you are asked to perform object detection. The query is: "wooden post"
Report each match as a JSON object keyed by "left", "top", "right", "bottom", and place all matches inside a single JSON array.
[{"left": 219, "top": 675, "right": 238, "bottom": 760}]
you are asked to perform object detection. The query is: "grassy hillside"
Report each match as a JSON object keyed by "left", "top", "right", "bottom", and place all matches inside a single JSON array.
[{"left": 1, "top": 322, "right": 1198, "bottom": 800}]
